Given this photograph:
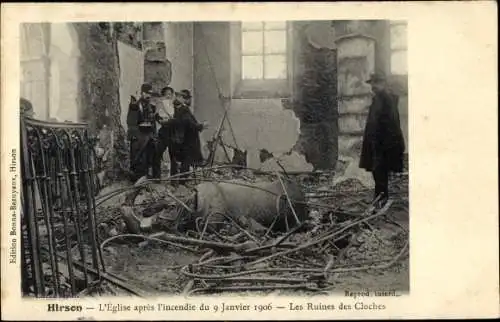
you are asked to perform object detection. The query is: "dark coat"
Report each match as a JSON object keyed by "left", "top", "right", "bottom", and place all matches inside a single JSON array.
[
  {"left": 126, "top": 97, "right": 158, "bottom": 140},
  {"left": 162, "top": 102, "right": 204, "bottom": 166},
  {"left": 127, "top": 97, "right": 160, "bottom": 176},
  {"left": 359, "top": 90, "right": 405, "bottom": 173}
]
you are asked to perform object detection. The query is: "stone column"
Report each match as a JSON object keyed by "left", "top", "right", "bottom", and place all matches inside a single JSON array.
[
  {"left": 74, "top": 22, "right": 128, "bottom": 181},
  {"left": 142, "top": 22, "right": 171, "bottom": 93},
  {"left": 335, "top": 33, "right": 376, "bottom": 160}
]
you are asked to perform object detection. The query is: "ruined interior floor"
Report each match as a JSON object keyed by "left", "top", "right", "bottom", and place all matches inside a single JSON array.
[{"left": 90, "top": 162, "right": 409, "bottom": 297}]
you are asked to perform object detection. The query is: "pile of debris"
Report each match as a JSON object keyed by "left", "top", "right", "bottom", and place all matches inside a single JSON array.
[{"left": 87, "top": 166, "right": 408, "bottom": 296}]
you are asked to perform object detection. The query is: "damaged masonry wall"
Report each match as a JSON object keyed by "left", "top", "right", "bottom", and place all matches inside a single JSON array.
[
  {"left": 192, "top": 21, "right": 407, "bottom": 178},
  {"left": 331, "top": 20, "right": 408, "bottom": 187},
  {"left": 193, "top": 22, "right": 337, "bottom": 172},
  {"left": 291, "top": 21, "right": 339, "bottom": 171}
]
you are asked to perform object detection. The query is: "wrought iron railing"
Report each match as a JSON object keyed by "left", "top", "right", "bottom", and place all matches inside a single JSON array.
[{"left": 20, "top": 116, "right": 105, "bottom": 297}]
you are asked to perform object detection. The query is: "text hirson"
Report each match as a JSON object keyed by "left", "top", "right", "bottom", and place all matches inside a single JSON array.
[{"left": 47, "top": 304, "right": 83, "bottom": 312}]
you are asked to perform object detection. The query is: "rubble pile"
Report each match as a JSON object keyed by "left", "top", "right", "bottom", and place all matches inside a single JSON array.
[{"left": 87, "top": 167, "right": 409, "bottom": 296}]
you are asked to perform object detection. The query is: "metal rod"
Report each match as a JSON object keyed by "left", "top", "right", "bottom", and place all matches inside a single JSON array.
[
  {"left": 33, "top": 130, "right": 60, "bottom": 296},
  {"left": 21, "top": 119, "right": 108, "bottom": 297},
  {"left": 54, "top": 142, "right": 77, "bottom": 296},
  {"left": 84, "top": 132, "right": 106, "bottom": 274},
  {"left": 24, "top": 116, "right": 89, "bottom": 129},
  {"left": 275, "top": 171, "right": 301, "bottom": 225},
  {"left": 41, "top": 246, "right": 150, "bottom": 298},
  {"left": 21, "top": 121, "right": 45, "bottom": 297},
  {"left": 60, "top": 132, "right": 89, "bottom": 288}
]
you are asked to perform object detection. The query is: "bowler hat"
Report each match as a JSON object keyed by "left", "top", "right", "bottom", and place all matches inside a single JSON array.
[
  {"left": 141, "top": 83, "right": 154, "bottom": 94},
  {"left": 366, "top": 72, "right": 387, "bottom": 84}
]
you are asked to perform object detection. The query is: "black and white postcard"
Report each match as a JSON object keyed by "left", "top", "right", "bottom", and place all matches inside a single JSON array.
[{"left": 1, "top": 2, "right": 498, "bottom": 320}]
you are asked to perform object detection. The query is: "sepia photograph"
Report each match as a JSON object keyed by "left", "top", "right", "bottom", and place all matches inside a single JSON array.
[{"left": 18, "top": 19, "right": 409, "bottom": 299}]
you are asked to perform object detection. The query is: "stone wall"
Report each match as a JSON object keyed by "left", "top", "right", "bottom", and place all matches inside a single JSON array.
[
  {"left": 330, "top": 20, "right": 409, "bottom": 186},
  {"left": 331, "top": 20, "right": 408, "bottom": 155},
  {"left": 193, "top": 21, "right": 341, "bottom": 172},
  {"left": 190, "top": 20, "right": 406, "bottom": 174},
  {"left": 164, "top": 22, "right": 194, "bottom": 93},
  {"left": 117, "top": 41, "right": 144, "bottom": 129},
  {"left": 74, "top": 22, "right": 128, "bottom": 180},
  {"left": 193, "top": 22, "right": 232, "bottom": 160},
  {"left": 291, "top": 21, "right": 339, "bottom": 170},
  {"left": 336, "top": 35, "right": 375, "bottom": 159},
  {"left": 143, "top": 22, "right": 172, "bottom": 93},
  {"left": 20, "top": 23, "right": 50, "bottom": 120}
]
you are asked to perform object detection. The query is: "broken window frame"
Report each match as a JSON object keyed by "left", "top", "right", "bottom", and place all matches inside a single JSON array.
[{"left": 230, "top": 21, "right": 294, "bottom": 99}]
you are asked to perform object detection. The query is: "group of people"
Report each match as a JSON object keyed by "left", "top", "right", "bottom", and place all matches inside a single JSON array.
[{"left": 126, "top": 83, "right": 207, "bottom": 183}]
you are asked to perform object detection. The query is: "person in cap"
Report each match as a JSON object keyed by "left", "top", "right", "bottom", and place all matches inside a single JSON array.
[
  {"left": 359, "top": 72, "right": 405, "bottom": 208},
  {"left": 175, "top": 89, "right": 192, "bottom": 106},
  {"left": 127, "top": 83, "right": 162, "bottom": 181},
  {"left": 162, "top": 89, "right": 207, "bottom": 183}
]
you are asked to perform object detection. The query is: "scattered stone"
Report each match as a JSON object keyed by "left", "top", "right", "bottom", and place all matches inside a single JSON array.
[
  {"left": 333, "top": 156, "right": 374, "bottom": 189},
  {"left": 138, "top": 241, "right": 149, "bottom": 248},
  {"left": 342, "top": 228, "right": 406, "bottom": 263},
  {"left": 140, "top": 214, "right": 158, "bottom": 232}
]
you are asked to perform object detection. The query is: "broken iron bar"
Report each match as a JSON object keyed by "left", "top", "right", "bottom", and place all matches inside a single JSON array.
[{"left": 244, "top": 200, "right": 394, "bottom": 267}]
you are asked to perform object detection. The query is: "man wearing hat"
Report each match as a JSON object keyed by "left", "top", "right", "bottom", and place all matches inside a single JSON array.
[
  {"left": 359, "top": 72, "right": 405, "bottom": 208},
  {"left": 127, "top": 83, "right": 162, "bottom": 181},
  {"left": 159, "top": 89, "right": 207, "bottom": 182},
  {"left": 175, "top": 89, "right": 193, "bottom": 107}
]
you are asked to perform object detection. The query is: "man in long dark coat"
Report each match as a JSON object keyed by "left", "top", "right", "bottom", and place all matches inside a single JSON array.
[
  {"left": 127, "top": 83, "right": 161, "bottom": 181},
  {"left": 359, "top": 72, "right": 405, "bottom": 207},
  {"left": 159, "top": 89, "right": 206, "bottom": 182}
]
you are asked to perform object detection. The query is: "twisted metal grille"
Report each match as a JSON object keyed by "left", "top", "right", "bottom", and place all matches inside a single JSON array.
[{"left": 21, "top": 116, "right": 105, "bottom": 298}]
